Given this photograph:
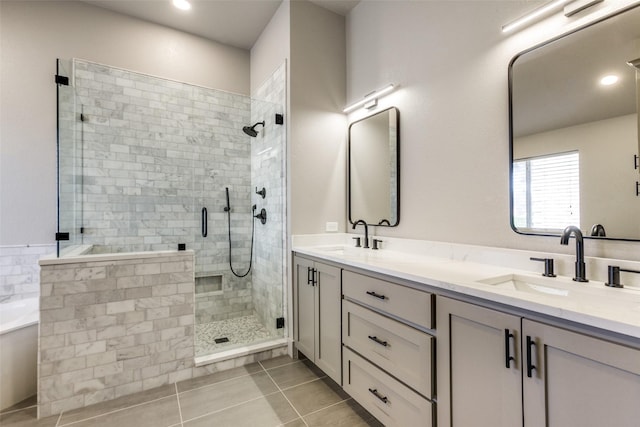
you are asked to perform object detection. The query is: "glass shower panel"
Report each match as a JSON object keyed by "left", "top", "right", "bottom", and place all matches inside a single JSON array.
[
  {"left": 250, "top": 98, "right": 286, "bottom": 343},
  {"left": 56, "top": 58, "right": 81, "bottom": 256},
  {"left": 193, "top": 97, "right": 286, "bottom": 357}
]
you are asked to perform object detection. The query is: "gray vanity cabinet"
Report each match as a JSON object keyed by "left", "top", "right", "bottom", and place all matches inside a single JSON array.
[
  {"left": 342, "top": 270, "right": 435, "bottom": 426},
  {"left": 437, "top": 296, "right": 522, "bottom": 427},
  {"left": 293, "top": 255, "right": 342, "bottom": 384},
  {"left": 523, "top": 319, "right": 640, "bottom": 426},
  {"left": 438, "top": 296, "right": 640, "bottom": 427}
]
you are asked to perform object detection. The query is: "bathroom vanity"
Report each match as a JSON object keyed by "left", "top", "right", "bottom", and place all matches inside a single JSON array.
[{"left": 292, "top": 236, "right": 640, "bottom": 427}]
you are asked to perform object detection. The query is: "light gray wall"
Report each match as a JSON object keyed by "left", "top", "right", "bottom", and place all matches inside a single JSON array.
[
  {"left": 250, "top": 0, "right": 291, "bottom": 95},
  {"left": 0, "top": 1, "right": 250, "bottom": 246},
  {"left": 346, "top": 0, "right": 640, "bottom": 261},
  {"left": 289, "top": 0, "right": 347, "bottom": 235}
]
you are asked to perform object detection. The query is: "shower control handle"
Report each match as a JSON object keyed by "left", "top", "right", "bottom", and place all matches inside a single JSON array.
[{"left": 254, "top": 208, "right": 267, "bottom": 225}]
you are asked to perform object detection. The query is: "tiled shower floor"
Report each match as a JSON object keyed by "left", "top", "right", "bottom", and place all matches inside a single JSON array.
[{"left": 195, "top": 314, "right": 280, "bottom": 356}]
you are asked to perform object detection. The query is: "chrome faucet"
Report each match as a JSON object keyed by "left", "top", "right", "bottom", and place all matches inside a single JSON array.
[
  {"left": 560, "top": 226, "right": 588, "bottom": 282},
  {"left": 352, "top": 220, "right": 369, "bottom": 248}
]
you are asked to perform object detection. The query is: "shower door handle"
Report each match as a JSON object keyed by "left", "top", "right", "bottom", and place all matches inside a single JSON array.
[{"left": 201, "top": 207, "right": 208, "bottom": 237}]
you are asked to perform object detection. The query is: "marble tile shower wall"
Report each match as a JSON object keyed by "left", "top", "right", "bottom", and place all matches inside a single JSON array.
[
  {"left": 38, "top": 252, "right": 195, "bottom": 417},
  {"left": 251, "top": 63, "right": 286, "bottom": 337},
  {"left": 71, "top": 60, "right": 254, "bottom": 322},
  {"left": 0, "top": 245, "right": 55, "bottom": 302}
]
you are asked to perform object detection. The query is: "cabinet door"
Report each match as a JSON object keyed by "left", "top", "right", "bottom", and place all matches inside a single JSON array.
[
  {"left": 523, "top": 319, "right": 640, "bottom": 427},
  {"left": 315, "top": 262, "right": 342, "bottom": 384},
  {"left": 437, "top": 297, "right": 522, "bottom": 427},
  {"left": 294, "top": 256, "right": 315, "bottom": 359}
]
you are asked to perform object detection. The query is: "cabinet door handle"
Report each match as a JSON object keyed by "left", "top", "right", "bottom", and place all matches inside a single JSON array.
[
  {"left": 366, "top": 291, "right": 386, "bottom": 300},
  {"left": 505, "top": 329, "right": 515, "bottom": 369},
  {"left": 368, "top": 388, "right": 389, "bottom": 404},
  {"left": 307, "top": 267, "right": 313, "bottom": 285},
  {"left": 368, "top": 335, "right": 389, "bottom": 347},
  {"left": 526, "top": 335, "right": 537, "bottom": 378}
]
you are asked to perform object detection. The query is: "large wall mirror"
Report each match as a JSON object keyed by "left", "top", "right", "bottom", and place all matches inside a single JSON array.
[
  {"left": 509, "top": 5, "right": 640, "bottom": 241},
  {"left": 348, "top": 107, "right": 400, "bottom": 226}
]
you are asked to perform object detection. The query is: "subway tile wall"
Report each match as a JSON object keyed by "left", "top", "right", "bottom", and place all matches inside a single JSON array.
[
  {"left": 38, "top": 252, "right": 196, "bottom": 417},
  {"left": 0, "top": 245, "right": 55, "bottom": 303},
  {"left": 69, "top": 60, "right": 256, "bottom": 323}
]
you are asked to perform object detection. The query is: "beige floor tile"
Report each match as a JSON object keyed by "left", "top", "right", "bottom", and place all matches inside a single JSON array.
[
  {"left": 283, "top": 377, "right": 349, "bottom": 416},
  {"left": 177, "top": 362, "right": 263, "bottom": 392},
  {"left": 259, "top": 355, "right": 297, "bottom": 370},
  {"left": 58, "top": 396, "right": 181, "bottom": 427},
  {"left": 267, "top": 360, "right": 325, "bottom": 389},
  {"left": 179, "top": 371, "right": 278, "bottom": 421},
  {"left": 282, "top": 418, "right": 306, "bottom": 427},
  {"left": 58, "top": 384, "right": 176, "bottom": 425},
  {"left": 303, "top": 399, "right": 383, "bottom": 427},
  {"left": 183, "top": 392, "right": 298, "bottom": 427},
  {"left": 0, "top": 407, "right": 58, "bottom": 427}
]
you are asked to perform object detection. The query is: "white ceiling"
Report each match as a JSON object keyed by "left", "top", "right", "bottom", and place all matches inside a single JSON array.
[{"left": 84, "top": 0, "right": 360, "bottom": 50}]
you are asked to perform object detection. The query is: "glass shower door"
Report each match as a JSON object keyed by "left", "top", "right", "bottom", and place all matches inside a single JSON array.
[{"left": 56, "top": 58, "right": 82, "bottom": 256}]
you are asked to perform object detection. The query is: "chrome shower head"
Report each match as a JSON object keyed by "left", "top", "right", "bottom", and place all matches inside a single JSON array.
[{"left": 242, "top": 121, "right": 265, "bottom": 137}]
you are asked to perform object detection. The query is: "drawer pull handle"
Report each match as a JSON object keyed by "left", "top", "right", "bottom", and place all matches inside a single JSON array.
[
  {"left": 366, "top": 291, "right": 386, "bottom": 300},
  {"left": 368, "top": 388, "right": 389, "bottom": 404},
  {"left": 368, "top": 335, "right": 389, "bottom": 347}
]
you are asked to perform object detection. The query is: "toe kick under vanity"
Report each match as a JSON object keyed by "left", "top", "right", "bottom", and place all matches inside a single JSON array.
[{"left": 292, "top": 236, "right": 640, "bottom": 427}]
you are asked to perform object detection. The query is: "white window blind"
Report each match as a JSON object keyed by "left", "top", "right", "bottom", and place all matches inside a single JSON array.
[{"left": 513, "top": 151, "right": 580, "bottom": 231}]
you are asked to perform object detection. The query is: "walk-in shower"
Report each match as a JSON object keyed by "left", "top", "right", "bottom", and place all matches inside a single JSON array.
[{"left": 55, "top": 58, "right": 287, "bottom": 363}]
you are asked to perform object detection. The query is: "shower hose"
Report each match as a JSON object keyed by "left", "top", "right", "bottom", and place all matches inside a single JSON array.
[{"left": 227, "top": 204, "right": 256, "bottom": 278}]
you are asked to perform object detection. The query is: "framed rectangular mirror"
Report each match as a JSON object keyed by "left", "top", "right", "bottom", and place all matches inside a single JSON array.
[
  {"left": 509, "top": 5, "right": 640, "bottom": 241},
  {"left": 348, "top": 107, "right": 400, "bottom": 226}
]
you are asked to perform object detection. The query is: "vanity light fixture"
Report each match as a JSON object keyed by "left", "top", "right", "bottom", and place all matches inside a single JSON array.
[
  {"left": 628, "top": 58, "right": 640, "bottom": 70},
  {"left": 599, "top": 74, "right": 619, "bottom": 86},
  {"left": 173, "top": 0, "right": 191, "bottom": 11},
  {"left": 343, "top": 84, "right": 395, "bottom": 113},
  {"left": 502, "top": 0, "right": 570, "bottom": 33}
]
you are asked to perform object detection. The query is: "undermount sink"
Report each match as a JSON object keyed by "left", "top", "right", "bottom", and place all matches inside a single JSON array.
[
  {"left": 312, "top": 246, "right": 348, "bottom": 255},
  {"left": 477, "top": 274, "right": 572, "bottom": 297}
]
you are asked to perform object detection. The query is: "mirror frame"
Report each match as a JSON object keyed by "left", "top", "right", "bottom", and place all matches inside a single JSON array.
[
  {"left": 348, "top": 106, "right": 401, "bottom": 227},
  {"left": 508, "top": 4, "right": 640, "bottom": 242}
]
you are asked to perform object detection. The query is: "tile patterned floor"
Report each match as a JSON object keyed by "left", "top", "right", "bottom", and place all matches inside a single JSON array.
[
  {"left": 0, "top": 356, "right": 383, "bottom": 427},
  {"left": 195, "top": 314, "right": 279, "bottom": 356}
]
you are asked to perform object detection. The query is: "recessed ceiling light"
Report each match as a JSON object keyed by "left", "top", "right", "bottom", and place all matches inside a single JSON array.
[
  {"left": 173, "top": 0, "right": 191, "bottom": 11},
  {"left": 599, "top": 75, "right": 619, "bottom": 86}
]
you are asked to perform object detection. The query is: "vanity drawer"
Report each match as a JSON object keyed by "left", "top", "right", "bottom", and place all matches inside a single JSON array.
[
  {"left": 342, "top": 270, "right": 434, "bottom": 329},
  {"left": 342, "top": 300, "right": 434, "bottom": 398},
  {"left": 343, "top": 347, "right": 434, "bottom": 427}
]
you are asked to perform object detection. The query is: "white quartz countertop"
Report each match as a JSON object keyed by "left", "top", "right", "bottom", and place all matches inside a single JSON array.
[{"left": 293, "top": 236, "right": 640, "bottom": 340}]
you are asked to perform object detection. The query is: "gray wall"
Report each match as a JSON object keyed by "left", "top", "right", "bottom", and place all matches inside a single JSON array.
[
  {"left": 345, "top": 0, "right": 640, "bottom": 261},
  {"left": 289, "top": 1, "right": 347, "bottom": 235},
  {"left": 0, "top": 1, "right": 250, "bottom": 246}
]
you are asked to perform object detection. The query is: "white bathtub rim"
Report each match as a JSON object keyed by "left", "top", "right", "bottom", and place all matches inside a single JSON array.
[{"left": 0, "top": 298, "right": 39, "bottom": 336}]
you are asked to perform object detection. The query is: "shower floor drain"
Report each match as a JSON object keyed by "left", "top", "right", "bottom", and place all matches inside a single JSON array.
[{"left": 214, "top": 337, "right": 230, "bottom": 344}]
